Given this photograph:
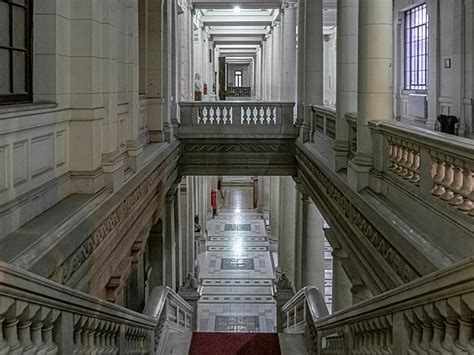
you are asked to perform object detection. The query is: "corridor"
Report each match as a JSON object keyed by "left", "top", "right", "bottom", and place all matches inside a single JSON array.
[{"left": 197, "top": 178, "right": 277, "bottom": 332}]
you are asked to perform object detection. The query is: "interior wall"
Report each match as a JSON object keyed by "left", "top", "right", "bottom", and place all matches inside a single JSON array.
[{"left": 227, "top": 64, "right": 251, "bottom": 87}]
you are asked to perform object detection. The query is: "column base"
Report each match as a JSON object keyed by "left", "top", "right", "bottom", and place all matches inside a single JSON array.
[
  {"left": 127, "top": 140, "right": 144, "bottom": 172},
  {"left": 70, "top": 167, "right": 105, "bottom": 194},
  {"left": 347, "top": 155, "right": 373, "bottom": 192},
  {"left": 332, "top": 140, "right": 350, "bottom": 172},
  {"left": 102, "top": 151, "right": 125, "bottom": 191}
]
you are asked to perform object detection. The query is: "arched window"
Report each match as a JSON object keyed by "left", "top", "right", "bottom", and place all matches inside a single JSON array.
[{"left": 0, "top": 0, "right": 33, "bottom": 104}]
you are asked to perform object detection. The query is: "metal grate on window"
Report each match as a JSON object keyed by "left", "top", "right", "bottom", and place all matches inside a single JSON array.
[{"left": 404, "top": 3, "right": 428, "bottom": 91}]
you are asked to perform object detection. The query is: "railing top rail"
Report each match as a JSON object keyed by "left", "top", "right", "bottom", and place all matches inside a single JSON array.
[
  {"left": 179, "top": 101, "right": 296, "bottom": 106},
  {"left": 369, "top": 120, "right": 474, "bottom": 160},
  {"left": 143, "top": 286, "right": 193, "bottom": 319},
  {"left": 309, "top": 105, "right": 336, "bottom": 115},
  {"left": 315, "top": 257, "right": 474, "bottom": 329},
  {"left": 281, "top": 286, "right": 329, "bottom": 320},
  {"left": 0, "top": 261, "right": 156, "bottom": 328}
]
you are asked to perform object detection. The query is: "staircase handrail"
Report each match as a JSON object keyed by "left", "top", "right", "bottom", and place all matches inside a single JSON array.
[
  {"left": 290, "top": 257, "right": 474, "bottom": 354},
  {"left": 0, "top": 261, "right": 193, "bottom": 354}
]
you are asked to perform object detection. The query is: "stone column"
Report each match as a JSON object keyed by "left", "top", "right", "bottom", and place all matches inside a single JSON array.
[
  {"left": 174, "top": 187, "right": 183, "bottom": 288},
  {"left": 281, "top": 1, "right": 298, "bottom": 101},
  {"left": 348, "top": 0, "right": 393, "bottom": 190},
  {"left": 269, "top": 176, "right": 281, "bottom": 244},
  {"left": 296, "top": 0, "right": 305, "bottom": 123},
  {"left": 271, "top": 21, "right": 282, "bottom": 101},
  {"left": 255, "top": 47, "right": 263, "bottom": 100},
  {"left": 164, "top": 191, "right": 177, "bottom": 289},
  {"left": 301, "top": 197, "right": 325, "bottom": 293},
  {"left": 277, "top": 176, "right": 297, "bottom": 284},
  {"left": 331, "top": 247, "right": 352, "bottom": 312},
  {"left": 186, "top": 176, "right": 195, "bottom": 276},
  {"left": 179, "top": 181, "right": 188, "bottom": 283},
  {"left": 334, "top": 0, "right": 359, "bottom": 171}
]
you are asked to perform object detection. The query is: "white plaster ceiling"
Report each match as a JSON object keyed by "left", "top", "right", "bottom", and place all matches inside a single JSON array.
[{"left": 194, "top": 0, "right": 337, "bottom": 61}]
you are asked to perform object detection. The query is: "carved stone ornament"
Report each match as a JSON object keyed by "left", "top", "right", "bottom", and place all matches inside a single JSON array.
[
  {"left": 52, "top": 149, "right": 180, "bottom": 285},
  {"left": 296, "top": 148, "right": 420, "bottom": 283},
  {"left": 276, "top": 273, "right": 293, "bottom": 291},
  {"left": 180, "top": 272, "right": 199, "bottom": 291},
  {"left": 184, "top": 143, "right": 291, "bottom": 153}
]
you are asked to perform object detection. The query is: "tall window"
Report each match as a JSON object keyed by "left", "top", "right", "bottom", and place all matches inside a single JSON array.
[
  {"left": 404, "top": 3, "right": 428, "bottom": 91},
  {"left": 0, "top": 0, "right": 33, "bottom": 104},
  {"left": 234, "top": 70, "right": 242, "bottom": 87}
]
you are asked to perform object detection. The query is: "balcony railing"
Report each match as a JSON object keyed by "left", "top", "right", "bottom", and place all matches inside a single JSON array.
[
  {"left": 370, "top": 121, "right": 474, "bottom": 220},
  {"left": 0, "top": 262, "right": 192, "bottom": 354},
  {"left": 178, "top": 101, "right": 297, "bottom": 139},
  {"left": 226, "top": 86, "right": 251, "bottom": 97},
  {"left": 310, "top": 258, "right": 474, "bottom": 354},
  {"left": 309, "top": 105, "right": 336, "bottom": 141}
]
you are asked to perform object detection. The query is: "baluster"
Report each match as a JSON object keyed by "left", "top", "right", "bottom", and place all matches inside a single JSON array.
[
  {"left": 435, "top": 300, "right": 458, "bottom": 353},
  {"left": 229, "top": 107, "right": 233, "bottom": 124},
  {"left": 439, "top": 162, "right": 456, "bottom": 201},
  {"left": 247, "top": 107, "right": 252, "bottom": 124},
  {"left": 30, "top": 307, "right": 50, "bottom": 354},
  {"left": 209, "top": 107, "right": 215, "bottom": 124},
  {"left": 400, "top": 148, "right": 414, "bottom": 178},
  {"left": 73, "top": 315, "right": 86, "bottom": 354},
  {"left": 272, "top": 107, "right": 277, "bottom": 124},
  {"left": 197, "top": 107, "right": 202, "bottom": 124},
  {"left": 264, "top": 107, "right": 271, "bottom": 124},
  {"left": 43, "top": 310, "right": 59, "bottom": 355},
  {"left": 388, "top": 143, "right": 398, "bottom": 171},
  {"left": 222, "top": 107, "right": 228, "bottom": 124},
  {"left": 393, "top": 144, "right": 404, "bottom": 172},
  {"left": 395, "top": 147, "right": 408, "bottom": 175},
  {"left": 458, "top": 169, "right": 473, "bottom": 213},
  {"left": 431, "top": 159, "right": 447, "bottom": 196},
  {"left": 258, "top": 107, "right": 264, "bottom": 124},
  {"left": 202, "top": 107, "right": 208, "bottom": 124},
  {"left": 408, "top": 152, "right": 421, "bottom": 183},
  {"left": 216, "top": 107, "right": 221, "bottom": 124},
  {"left": 0, "top": 316, "right": 9, "bottom": 354},
  {"left": 3, "top": 299, "right": 28, "bottom": 354},
  {"left": 447, "top": 166, "right": 465, "bottom": 206},
  {"left": 18, "top": 303, "right": 40, "bottom": 354}
]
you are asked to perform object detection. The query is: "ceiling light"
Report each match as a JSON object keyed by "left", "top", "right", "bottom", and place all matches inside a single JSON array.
[{"left": 233, "top": 5, "right": 241, "bottom": 13}]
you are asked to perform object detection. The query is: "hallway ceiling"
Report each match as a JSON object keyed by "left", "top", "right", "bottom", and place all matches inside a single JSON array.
[{"left": 195, "top": 1, "right": 337, "bottom": 61}]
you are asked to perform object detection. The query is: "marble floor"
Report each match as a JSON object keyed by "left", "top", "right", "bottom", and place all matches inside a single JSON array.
[{"left": 197, "top": 183, "right": 277, "bottom": 333}]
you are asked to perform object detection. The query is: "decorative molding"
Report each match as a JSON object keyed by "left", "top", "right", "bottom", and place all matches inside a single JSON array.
[
  {"left": 184, "top": 143, "right": 292, "bottom": 153},
  {"left": 51, "top": 149, "right": 180, "bottom": 285},
  {"left": 296, "top": 148, "right": 420, "bottom": 284}
]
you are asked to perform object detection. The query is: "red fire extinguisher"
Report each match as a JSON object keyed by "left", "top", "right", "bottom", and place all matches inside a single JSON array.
[
  {"left": 211, "top": 189, "right": 218, "bottom": 217},
  {"left": 204, "top": 83, "right": 208, "bottom": 95}
]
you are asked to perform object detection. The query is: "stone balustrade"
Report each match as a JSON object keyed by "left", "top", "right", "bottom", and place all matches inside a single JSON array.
[
  {"left": 284, "top": 258, "right": 474, "bottom": 354},
  {"left": 282, "top": 287, "right": 328, "bottom": 354},
  {"left": 177, "top": 101, "right": 297, "bottom": 139},
  {"left": 0, "top": 262, "right": 192, "bottom": 354},
  {"left": 371, "top": 121, "right": 474, "bottom": 219},
  {"left": 346, "top": 113, "right": 358, "bottom": 159},
  {"left": 309, "top": 105, "right": 336, "bottom": 141}
]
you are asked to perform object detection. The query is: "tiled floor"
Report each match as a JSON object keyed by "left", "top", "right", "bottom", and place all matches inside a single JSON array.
[{"left": 197, "top": 183, "right": 277, "bottom": 333}]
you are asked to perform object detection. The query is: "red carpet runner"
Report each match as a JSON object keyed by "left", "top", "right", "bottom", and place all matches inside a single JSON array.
[{"left": 189, "top": 333, "right": 282, "bottom": 355}]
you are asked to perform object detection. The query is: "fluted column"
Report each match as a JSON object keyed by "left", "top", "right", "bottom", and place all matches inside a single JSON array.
[
  {"left": 348, "top": 0, "right": 393, "bottom": 190},
  {"left": 296, "top": 0, "right": 305, "bottom": 123},
  {"left": 281, "top": 1, "right": 297, "bottom": 101},
  {"left": 334, "top": 0, "right": 359, "bottom": 171},
  {"left": 271, "top": 22, "right": 282, "bottom": 101}
]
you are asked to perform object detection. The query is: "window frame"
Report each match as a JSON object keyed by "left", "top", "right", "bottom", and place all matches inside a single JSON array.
[
  {"left": 404, "top": 3, "right": 428, "bottom": 92},
  {"left": 0, "top": 0, "right": 34, "bottom": 105},
  {"left": 234, "top": 70, "right": 242, "bottom": 88}
]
